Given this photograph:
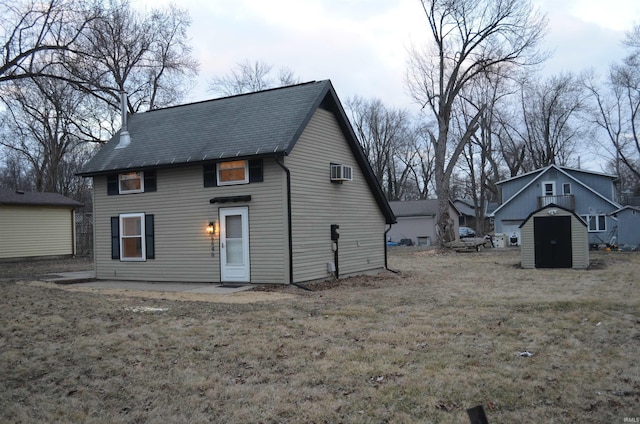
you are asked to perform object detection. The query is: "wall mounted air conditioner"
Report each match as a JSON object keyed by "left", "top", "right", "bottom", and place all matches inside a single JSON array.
[{"left": 330, "top": 163, "right": 352, "bottom": 182}]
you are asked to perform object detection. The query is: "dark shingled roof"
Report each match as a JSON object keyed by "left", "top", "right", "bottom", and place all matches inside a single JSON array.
[
  {"left": 78, "top": 79, "right": 395, "bottom": 224},
  {"left": 0, "top": 189, "right": 83, "bottom": 207},
  {"left": 80, "top": 80, "right": 334, "bottom": 175}
]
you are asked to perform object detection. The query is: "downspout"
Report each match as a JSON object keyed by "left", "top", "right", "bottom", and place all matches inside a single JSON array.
[
  {"left": 275, "top": 155, "right": 312, "bottom": 291},
  {"left": 385, "top": 224, "right": 400, "bottom": 274}
]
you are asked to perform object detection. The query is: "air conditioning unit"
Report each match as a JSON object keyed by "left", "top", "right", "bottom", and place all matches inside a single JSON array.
[{"left": 330, "top": 164, "right": 352, "bottom": 182}]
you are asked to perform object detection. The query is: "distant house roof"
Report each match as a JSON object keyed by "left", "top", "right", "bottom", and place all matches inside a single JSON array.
[
  {"left": 496, "top": 165, "right": 617, "bottom": 185},
  {"left": 0, "top": 189, "right": 83, "bottom": 207},
  {"left": 389, "top": 199, "right": 460, "bottom": 218},
  {"left": 611, "top": 205, "right": 640, "bottom": 215},
  {"left": 78, "top": 80, "right": 395, "bottom": 224}
]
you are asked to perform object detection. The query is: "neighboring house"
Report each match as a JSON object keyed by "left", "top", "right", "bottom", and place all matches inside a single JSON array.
[
  {"left": 387, "top": 200, "right": 460, "bottom": 245},
  {"left": 491, "top": 165, "right": 620, "bottom": 246},
  {"left": 610, "top": 206, "right": 640, "bottom": 249},
  {"left": 453, "top": 198, "right": 494, "bottom": 233},
  {"left": 0, "top": 189, "right": 83, "bottom": 260},
  {"left": 79, "top": 80, "right": 395, "bottom": 284}
]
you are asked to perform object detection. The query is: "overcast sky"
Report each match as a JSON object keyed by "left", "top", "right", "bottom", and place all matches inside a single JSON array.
[{"left": 133, "top": 0, "right": 639, "bottom": 111}]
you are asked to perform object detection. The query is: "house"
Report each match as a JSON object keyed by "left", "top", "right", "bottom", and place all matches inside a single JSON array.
[
  {"left": 491, "top": 165, "right": 620, "bottom": 246},
  {"left": 387, "top": 199, "right": 460, "bottom": 246},
  {"left": 519, "top": 203, "right": 589, "bottom": 269},
  {"left": 78, "top": 80, "right": 396, "bottom": 284},
  {"left": 610, "top": 206, "right": 640, "bottom": 249},
  {"left": 0, "top": 189, "right": 83, "bottom": 260},
  {"left": 453, "top": 198, "right": 494, "bottom": 233}
]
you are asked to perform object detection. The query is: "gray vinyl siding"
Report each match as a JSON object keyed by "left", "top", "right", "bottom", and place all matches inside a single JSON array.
[
  {"left": 614, "top": 209, "right": 640, "bottom": 246},
  {"left": 93, "top": 160, "right": 287, "bottom": 283},
  {"left": 0, "top": 205, "right": 75, "bottom": 259},
  {"left": 286, "top": 108, "right": 386, "bottom": 283},
  {"left": 565, "top": 170, "right": 617, "bottom": 201}
]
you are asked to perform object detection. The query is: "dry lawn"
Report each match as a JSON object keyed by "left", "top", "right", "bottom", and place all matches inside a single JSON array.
[{"left": 1, "top": 248, "right": 639, "bottom": 423}]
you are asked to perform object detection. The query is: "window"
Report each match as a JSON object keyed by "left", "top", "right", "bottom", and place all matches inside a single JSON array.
[
  {"left": 217, "top": 160, "right": 248, "bottom": 185},
  {"left": 120, "top": 213, "right": 145, "bottom": 260},
  {"left": 563, "top": 183, "right": 571, "bottom": 195},
  {"left": 583, "top": 214, "right": 606, "bottom": 232},
  {"left": 542, "top": 181, "right": 555, "bottom": 196},
  {"left": 111, "top": 213, "right": 155, "bottom": 261},
  {"left": 107, "top": 170, "right": 156, "bottom": 195},
  {"left": 204, "top": 159, "right": 263, "bottom": 187},
  {"left": 119, "top": 172, "right": 144, "bottom": 194}
]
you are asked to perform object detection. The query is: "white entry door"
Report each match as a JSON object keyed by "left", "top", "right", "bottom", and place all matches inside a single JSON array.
[{"left": 220, "top": 207, "right": 250, "bottom": 282}]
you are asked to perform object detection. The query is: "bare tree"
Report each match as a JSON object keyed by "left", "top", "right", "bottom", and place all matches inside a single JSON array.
[
  {"left": 0, "top": 77, "right": 91, "bottom": 194},
  {"left": 209, "top": 59, "right": 301, "bottom": 96},
  {"left": 346, "top": 96, "right": 417, "bottom": 200},
  {"left": 585, "top": 27, "right": 640, "bottom": 187},
  {"left": 406, "top": 0, "right": 546, "bottom": 243},
  {"left": 66, "top": 0, "right": 199, "bottom": 114},
  {"left": 516, "top": 72, "right": 588, "bottom": 168},
  {"left": 0, "top": 0, "right": 96, "bottom": 84}
]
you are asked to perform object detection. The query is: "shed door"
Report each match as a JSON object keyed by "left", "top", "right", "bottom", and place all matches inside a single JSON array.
[
  {"left": 220, "top": 207, "right": 250, "bottom": 282},
  {"left": 534, "top": 216, "right": 572, "bottom": 268}
]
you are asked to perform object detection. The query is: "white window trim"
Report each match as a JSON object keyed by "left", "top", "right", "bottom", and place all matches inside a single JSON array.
[
  {"left": 563, "top": 183, "right": 571, "bottom": 195},
  {"left": 583, "top": 214, "right": 606, "bottom": 232},
  {"left": 217, "top": 160, "right": 249, "bottom": 186},
  {"left": 542, "top": 181, "right": 555, "bottom": 196},
  {"left": 119, "top": 213, "right": 146, "bottom": 261},
  {"left": 119, "top": 172, "right": 144, "bottom": 194}
]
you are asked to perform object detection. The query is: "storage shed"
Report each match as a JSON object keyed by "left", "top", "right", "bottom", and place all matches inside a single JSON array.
[
  {"left": 519, "top": 203, "right": 589, "bottom": 269},
  {"left": 0, "top": 189, "right": 83, "bottom": 260}
]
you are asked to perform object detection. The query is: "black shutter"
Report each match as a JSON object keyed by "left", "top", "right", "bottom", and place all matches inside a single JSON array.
[
  {"left": 111, "top": 217, "right": 120, "bottom": 259},
  {"left": 203, "top": 164, "right": 217, "bottom": 187},
  {"left": 145, "top": 214, "right": 155, "bottom": 259},
  {"left": 144, "top": 170, "right": 157, "bottom": 192},
  {"left": 249, "top": 159, "right": 263, "bottom": 183},
  {"left": 107, "top": 174, "right": 118, "bottom": 195}
]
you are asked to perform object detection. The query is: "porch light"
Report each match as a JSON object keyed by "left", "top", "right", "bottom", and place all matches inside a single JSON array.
[{"left": 206, "top": 222, "right": 215, "bottom": 235}]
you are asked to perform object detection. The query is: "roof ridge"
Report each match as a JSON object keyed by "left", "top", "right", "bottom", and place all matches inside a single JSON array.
[{"left": 139, "top": 80, "right": 323, "bottom": 115}]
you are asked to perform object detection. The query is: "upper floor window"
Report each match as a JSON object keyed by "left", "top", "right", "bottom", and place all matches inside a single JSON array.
[
  {"left": 218, "top": 160, "right": 248, "bottom": 185},
  {"left": 107, "top": 170, "right": 156, "bottom": 195},
  {"left": 119, "top": 172, "right": 144, "bottom": 194},
  {"left": 203, "top": 159, "right": 263, "bottom": 187},
  {"left": 542, "top": 181, "right": 555, "bottom": 196},
  {"left": 563, "top": 183, "right": 571, "bottom": 195}
]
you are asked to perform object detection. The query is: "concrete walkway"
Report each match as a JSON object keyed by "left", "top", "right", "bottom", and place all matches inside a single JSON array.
[{"left": 41, "top": 271, "right": 254, "bottom": 294}]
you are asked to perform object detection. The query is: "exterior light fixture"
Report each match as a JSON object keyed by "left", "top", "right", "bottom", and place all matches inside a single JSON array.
[{"left": 206, "top": 222, "right": 215, "bottom": 235}]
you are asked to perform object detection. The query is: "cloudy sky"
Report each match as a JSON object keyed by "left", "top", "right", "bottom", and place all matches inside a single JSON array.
[{"left": 136, "top": 0, "right": 639, "bottom": 112}]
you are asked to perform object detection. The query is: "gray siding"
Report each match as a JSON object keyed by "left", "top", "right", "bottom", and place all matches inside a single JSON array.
[
  {"left": 286, "top": 108, "right": 386, "bottom": 282},
  {"left": 388, "top": 216, "right": 436, "bottom": 245},
  {"left": 565, "top": 169, "right": 616, "bottom": 201},
  {"left": 615, "top": 209, "right": 640, "bottom": 246},
  {"left": 0, "top": 205, "right": 75, "bottom": 259},
  {"left": 93, "top": 161, "right": 287, "bottom": 283}
]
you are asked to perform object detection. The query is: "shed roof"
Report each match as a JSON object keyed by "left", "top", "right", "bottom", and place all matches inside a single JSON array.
[{"left": 0, "top": 189, "right": 83, "bottom": 207}]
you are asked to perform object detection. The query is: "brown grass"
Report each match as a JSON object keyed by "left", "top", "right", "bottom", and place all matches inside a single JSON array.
[{"left": 1, "top": 248, "right": 639, "bottom": 423}]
